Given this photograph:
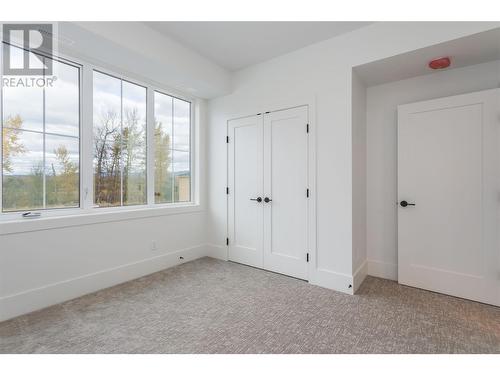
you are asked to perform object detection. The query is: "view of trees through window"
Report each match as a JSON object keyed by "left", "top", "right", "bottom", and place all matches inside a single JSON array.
[
  {"left": 93, "top": 72, "right": 147, "bottom": 207},
  {"left": 154, "top": 92, "right": 191, "bottom": 204},
  {"left": 2, "top": 47, "right": 80, "bottom": 212}
]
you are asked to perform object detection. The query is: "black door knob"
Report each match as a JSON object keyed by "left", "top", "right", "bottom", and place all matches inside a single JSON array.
[
  {"left": 400, "top": 200, "right": 415, "bottom": 207},
  {"left": 250, "top": 197, "right": 262, "bottom": 202},
  {"left": 264, "top": 197, "right": 272, "bottom": 203}
]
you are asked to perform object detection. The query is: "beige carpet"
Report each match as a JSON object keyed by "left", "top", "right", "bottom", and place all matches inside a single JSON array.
[{"left": 1, "top": 257, "right": 499, "bottom": 353}]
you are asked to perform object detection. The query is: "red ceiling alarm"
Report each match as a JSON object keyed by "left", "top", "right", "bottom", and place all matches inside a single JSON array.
[{"left": 429, "top": 57, "right": 451, "bottom": 70}]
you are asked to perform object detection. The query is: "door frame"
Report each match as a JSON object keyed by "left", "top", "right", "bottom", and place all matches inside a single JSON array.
[{"left": 225, "top": 96, "right": 317, "bottom": 281}]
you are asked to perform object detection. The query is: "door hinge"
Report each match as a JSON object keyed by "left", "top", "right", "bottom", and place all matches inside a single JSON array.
[
  {"left": 306, "top": 253, "right": 309, "bottom": 262},
  {"left": 226, "top": 237, "right": 229, "bottom": 246},
  {"left": 226, "top": 135, "right": 229, "bottom": 143},
  {"left": 226, "top": 187, "right": 229, "bottom": 195},
  {"left": 306, "top": 188, "right": 309, "bottom": 198},
  {"left": 306, "top": 123, "right": 309, "bottom": 133}
]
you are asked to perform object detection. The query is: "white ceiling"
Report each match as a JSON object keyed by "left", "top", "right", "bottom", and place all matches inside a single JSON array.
[
  {"left": 354, "top": 28, "right": 500, "bottom": 87},
  {"left": 145, "top": 22, "right": 373, "bottom": 71}
]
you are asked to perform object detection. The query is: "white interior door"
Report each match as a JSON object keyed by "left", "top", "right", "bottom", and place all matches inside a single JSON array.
[
  {"left": 227, "top": 115, "right": 264, "bottom": 268},
  {"left": 227, "top": 106, "right": 310, "bottom": 280},
  {"left": 263, "top": 107, "right": 309, "bottom": 280},
  {"left": 398, "top": 89, "right": 500, "bottom": 306}
]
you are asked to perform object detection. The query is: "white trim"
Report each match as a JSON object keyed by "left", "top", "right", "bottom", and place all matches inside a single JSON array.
[
  {"left": 205, "top": 244, "right": 228, "bottom": 261},
  {"left": 81, "top": 63, "right": 93, "bottom": 211},
  {"left": 192, "top": 99, "right": 201, "bottom": 206},
  {"left": 352, "top": 260, "right": 368, "bottom": 293},
  {"left": 309, "top": 268, "right": 354, "bottom": 295},
  {"left": 146, "top": 84, "right": 155, "bottom": 205},
  {"left": 306, "top": 96, "right": 317, "bottom": 283},
  {"left": 0, "top": 244, "right": 210, "bottom": 322},
  {"left": 367, "top": 259, "right": 398, "bottom": 281},
  {"left": 0, "top": 203, "right": 202, "bottom": 235},
  {"left": 189, "top": 99, "right": 197, "bottom": 204}
]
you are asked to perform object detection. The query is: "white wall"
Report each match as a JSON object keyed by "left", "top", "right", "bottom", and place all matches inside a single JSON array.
[
  {"left": 207, "top": 22, "right": 500, "bottom": 294},
  {"left": 0, "top": 212, "right": 208, "bottom": 321},
  {"left": 366, "top": 60, "right": 500, "bottom": 280}
]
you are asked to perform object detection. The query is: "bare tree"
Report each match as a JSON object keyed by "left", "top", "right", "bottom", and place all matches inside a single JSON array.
[{"left": 93, "top": 109, "right": 120, "bottom": 205}]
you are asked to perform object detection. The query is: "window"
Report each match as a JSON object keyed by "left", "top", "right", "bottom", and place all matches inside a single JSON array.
[
  {"left": 2, "top": 46, "right": 80, "bottom": 212},
  {"left": 1, "top": 48, "right": 194, "bottom": 218},
  {"left": 154, "top": 92, "right": 191, "bottom": 203},
  {"left": 93, "top": 71, "right": 147, "bottom": 207}
]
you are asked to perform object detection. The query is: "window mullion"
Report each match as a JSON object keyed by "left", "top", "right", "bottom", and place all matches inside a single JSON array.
[
  {"left": 0, "top": 44, "right": 3, "bottom": 212},
  {"left": 120, "top": 79, "right": 124, "bottom": 207},
  {"left": 81, "top": 64, "right": 94, "bottom": 211},
  {"left": 171, "top": 98, "right": 175, "bottom": 203},
  {"left": 42, "top": 61, "right": 47, "bottom": 209},
  {"left": 146, "top": 87, "right": 154, "bottom": 205},
  {"left": 190, "top": 101, "right": 195, "bottom": 204}
]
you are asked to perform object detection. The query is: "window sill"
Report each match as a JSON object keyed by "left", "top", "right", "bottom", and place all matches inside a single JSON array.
[{"left": 0, "top": 204, "right": 203, "bottom": 235}]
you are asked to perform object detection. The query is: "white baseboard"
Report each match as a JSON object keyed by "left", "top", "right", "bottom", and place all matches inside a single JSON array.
[
  {"left": 352, "top": 260, "right": 368, "bottom": 293},
  {"left": 309, "top": 268, "right": 354, "bottom": 295},
  {"left": 0, "top": 244, "right": 208, "bottom": 322},
  {"left": 205, "top": 244, "right": 228, "bottom": 261},
  {"left": 367, "top": 259, "right": 398, "bottom": 281}
]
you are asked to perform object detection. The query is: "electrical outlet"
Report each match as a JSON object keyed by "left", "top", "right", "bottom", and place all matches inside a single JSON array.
[{"left": 151, "top": 240, "right": 157, "bottom": 251}]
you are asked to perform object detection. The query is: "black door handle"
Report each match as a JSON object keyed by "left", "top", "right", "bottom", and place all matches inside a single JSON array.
[
  {"left": 264, "top": 197, "right": 272, "bottom": 203},
  {"left": 250, "top": 197, "right": 262, "bottom": 202},
  {"left": 400, "top": 200, "right": 415, "bottom": 207}
]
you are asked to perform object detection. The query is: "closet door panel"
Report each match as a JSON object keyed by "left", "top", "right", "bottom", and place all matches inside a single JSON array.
[
  {"left": 263, "top": 106, "right": 309, "bottom": 280},
  {"left": 227, "top": 115, "right": 264, "bottom": 268}
]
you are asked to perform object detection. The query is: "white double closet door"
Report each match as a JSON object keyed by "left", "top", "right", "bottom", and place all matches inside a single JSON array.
[
  {"left": 227, "top": 106, "right": 309, "bottom": 280},
  {"left": 398, "top": 88, "right": 500, "bottom": 306}
]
